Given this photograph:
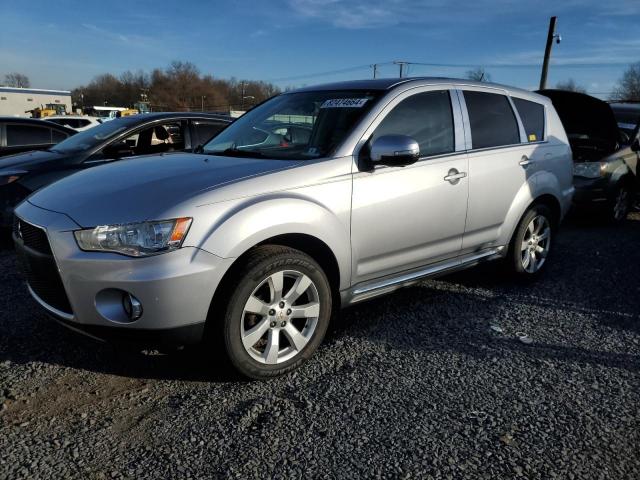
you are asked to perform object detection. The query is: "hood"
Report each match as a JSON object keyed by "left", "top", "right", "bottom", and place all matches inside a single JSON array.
[
  {"left": 27, "top": 152, "right": 300, "bottom": 226},
  {"left": 0, "top": 149, "right": 66, "bottom": 172}
]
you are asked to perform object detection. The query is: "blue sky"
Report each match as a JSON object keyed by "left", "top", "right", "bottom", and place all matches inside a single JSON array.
[{"left": 1, "top": 0, "right": 638, "bottom": 98}]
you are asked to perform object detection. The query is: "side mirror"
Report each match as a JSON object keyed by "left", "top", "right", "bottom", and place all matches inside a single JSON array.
[
  {"left": 103, "top": 142, "right": 134, "bottom": 158},
  {"left": 631, "top": 137, "right": 640, "bottom": 152},
  {"left": 369, "top": 135, "right": 420, "bottom": 167}
]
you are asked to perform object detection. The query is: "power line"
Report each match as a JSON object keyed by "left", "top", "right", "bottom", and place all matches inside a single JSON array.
[
  {"left": 403, "top": 61, "right": 632, "bottom": 69},
  {"left": 266, "top": 64, "right": 376, "bottom": 83},
  {"left": 265, "top": 60, "right": 633, "bottom": 84}
]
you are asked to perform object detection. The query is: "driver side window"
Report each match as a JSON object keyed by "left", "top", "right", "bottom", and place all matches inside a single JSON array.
[
  {"left": 121, "top": 122, "right": 185, "bottom": 155},
  {"left": 371, "top": 90, "right": 455, "bottom": 158},
  {"left": 99, "top": 122, "right": 187, "bottom": 160}
]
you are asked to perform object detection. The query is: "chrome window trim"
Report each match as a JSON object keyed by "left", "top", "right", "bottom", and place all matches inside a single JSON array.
[
  {"left": 463, "top": 142, "right": 541, "bottom": 155},
  {"left": 455, "top": 89, "right": 472, "bottom": 151},
  {"left": 506, "top": 95, "right": 528, "bottom": 143}
]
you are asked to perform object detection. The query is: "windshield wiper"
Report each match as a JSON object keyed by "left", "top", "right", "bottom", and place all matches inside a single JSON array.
[{"left": 209, "top": 148, "right": 268, "bottom": 159}]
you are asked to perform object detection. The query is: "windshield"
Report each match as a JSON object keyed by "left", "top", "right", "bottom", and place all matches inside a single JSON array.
[
  {"left": 203, "top": 90, "right": 381, "bottom": 160},
  {"left": 50, "top": 119, "right": 130, "bottom": 153}
]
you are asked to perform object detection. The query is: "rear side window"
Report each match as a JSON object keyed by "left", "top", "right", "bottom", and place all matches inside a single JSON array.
[
  {"left": 371, "top": 90, "right": 455, "bottom": 157},
  {"left": 6, "top": 124, "right": 52, "bottom": 146},
  {"left": 52, "top": 129, "right": 71, "bottom": 142},
  {"left": 513, "top": 98, "right": 545, "bottom": 142},
  {"left": 464, "top": 91, "right": 520, "bottom": 149},
  {"left": 194, "top": 121, "right": 226, "bottom": 145}
]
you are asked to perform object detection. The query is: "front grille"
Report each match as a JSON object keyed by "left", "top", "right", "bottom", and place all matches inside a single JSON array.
[
  {"left": 14, "top": 217, "right": 52, "bottom": 255},
  {"left": 14, "top": 218, "right": 72, "bottom": 315}
]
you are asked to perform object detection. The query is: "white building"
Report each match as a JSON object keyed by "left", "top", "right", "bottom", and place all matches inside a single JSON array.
[{"left": 0, "top": 86, "right": 73, "bottom": 117}]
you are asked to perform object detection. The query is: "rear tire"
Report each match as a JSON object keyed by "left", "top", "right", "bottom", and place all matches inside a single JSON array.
[
  {"left": 213, "top": 245, "right": 332, "bottom": 380},
  {"left": 507, "top": 204, "right": 555, "bottom": 278}
]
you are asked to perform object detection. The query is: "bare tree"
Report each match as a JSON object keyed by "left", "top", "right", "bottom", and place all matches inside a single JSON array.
[
  {"left": 466, "top": 67, "right": 491, "bottom": 82},
  {"left": 611, "top": 62, "right": 640, "bottom": 102},
  {"left": 3, "top": 72, "right": 30, "bottom": 88},
  {"left": 71, "top": 61, "right": 281, "bottom": 112},
  {"left": 555, "top": 79, "right": 587, "bottom": 94}
]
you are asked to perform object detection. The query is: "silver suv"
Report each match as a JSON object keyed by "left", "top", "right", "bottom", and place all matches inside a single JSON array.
[{"left": 13, "top": 78, "right": 574, "bottom": 379}]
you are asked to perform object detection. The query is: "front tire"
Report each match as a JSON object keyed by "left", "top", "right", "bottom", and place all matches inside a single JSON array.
[
  {"left": 217, "top": 245, "right": 332, "bottom": 379},
  {"left": 507, "top": 204, "right": 555, "bottom": 278}
]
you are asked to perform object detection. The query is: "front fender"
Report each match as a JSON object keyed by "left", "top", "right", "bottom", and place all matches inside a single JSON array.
[{"left": 191, "top": 194, "right": 352, "bottom": 290}]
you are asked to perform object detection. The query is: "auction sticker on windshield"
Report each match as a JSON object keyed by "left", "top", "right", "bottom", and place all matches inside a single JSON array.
[{"left": 320, "top": 98, "right": 369, "bottom": 108}]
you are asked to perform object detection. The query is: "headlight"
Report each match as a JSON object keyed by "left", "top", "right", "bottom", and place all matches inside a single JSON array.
[
  {"left": 0, "top": 170, "right": 26, "bottom": 186},
  {"left": 573, "top": 162, "right": 606, "bottom": 179},
  {"left": 74, "top": 218, "right": 192, "bottom": 257}
]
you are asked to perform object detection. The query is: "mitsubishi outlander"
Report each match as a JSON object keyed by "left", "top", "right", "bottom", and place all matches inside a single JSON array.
[{"left": 13, "top": 78, "right": 574, "bottom": 379}]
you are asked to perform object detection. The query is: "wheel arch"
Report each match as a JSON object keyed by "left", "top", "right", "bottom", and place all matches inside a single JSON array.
[
  {"left": 531, "top": 193, "right": 562, "bottom": 226},
  {"left": 195, "top": 195, "right": 351, "bottom": 288},
  {"left": 205, "top": 233, "right": 343, "bottom": 342},
  {"left": 499, "top": 177, "right": 564, "bottom": 250}
]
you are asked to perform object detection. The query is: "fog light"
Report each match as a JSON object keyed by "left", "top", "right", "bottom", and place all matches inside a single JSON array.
[{"left": 122, "top": 293, "right": 143, "bottom": 320}]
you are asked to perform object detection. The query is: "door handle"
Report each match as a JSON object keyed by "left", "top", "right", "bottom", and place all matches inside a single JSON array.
[
  {"left": 444, "top": 168, "right": 467, "bottom": 184},
  {"left": 519, "top": 155, "right": 534, "bottom": 167}
]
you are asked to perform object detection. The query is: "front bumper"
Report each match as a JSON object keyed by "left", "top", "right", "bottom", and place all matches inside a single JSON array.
[
  {"left": 13, "top": 200, "right": 235, "bottom": 346},
  {"left": 572, "top": 176, "right": 615, "bottom": 206}
]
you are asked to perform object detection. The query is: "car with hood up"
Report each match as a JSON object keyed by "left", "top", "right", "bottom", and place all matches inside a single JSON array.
[
  {"left": 13, "top": 78, "right": 573, "bottom": 379},
  {"left": 610, "top": 103, "right": 640, "bottom": 141},
  {"left": 538, "top": 90, "right": 639, "bottom": 222},
  {"left": 0, "top": 112, "right": 231, "bottom": 229}
]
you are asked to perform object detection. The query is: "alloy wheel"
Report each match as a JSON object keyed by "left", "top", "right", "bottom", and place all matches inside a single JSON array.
[
  {"left": 520, "top": 215, "right": 551, "bottom": 273},
  {"left": 241, "top": 270, "right": 320, "bottom": 364}
]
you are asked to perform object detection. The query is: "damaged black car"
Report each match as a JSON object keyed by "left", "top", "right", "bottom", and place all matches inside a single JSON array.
[{"left": 538, "top": 90, "right": 639, "bottom": 222}]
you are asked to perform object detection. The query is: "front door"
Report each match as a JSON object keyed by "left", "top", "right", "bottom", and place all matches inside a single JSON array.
[{"left": 351, "top": 89, "right": 469, "bottom": 284}]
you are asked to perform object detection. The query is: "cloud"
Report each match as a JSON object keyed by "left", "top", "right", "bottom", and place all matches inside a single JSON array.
[
  {"left": 287, "top": 0, "right": 458, "bottom": 29},
  {"left": 80, "top": 22, "right": 151, "bottom": 47},
  {"left": 286, "top": 0, "right": 640, "bottom": 29}
]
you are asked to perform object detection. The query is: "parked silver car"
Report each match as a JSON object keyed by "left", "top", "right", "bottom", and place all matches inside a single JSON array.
[{"left": 13, "top": 78, "right": 573, "bottom": 378}]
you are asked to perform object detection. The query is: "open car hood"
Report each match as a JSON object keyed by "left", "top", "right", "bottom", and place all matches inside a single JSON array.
[{"left": 537, "top": 89, "right": 620, "bottom": 161}]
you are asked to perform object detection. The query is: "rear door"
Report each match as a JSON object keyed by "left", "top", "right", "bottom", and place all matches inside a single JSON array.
[{"left": 458, "top": 88, "right": 535, "bottom": 253}]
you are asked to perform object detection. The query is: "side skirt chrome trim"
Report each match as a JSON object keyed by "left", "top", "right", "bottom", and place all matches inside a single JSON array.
[{"left": 343, "top": 247, "right": 504, "bottom": 306}]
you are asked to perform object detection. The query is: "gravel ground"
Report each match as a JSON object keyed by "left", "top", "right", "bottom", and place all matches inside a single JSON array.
[{"left": 0, "top": 214, "right": 639, "bottom": 479}]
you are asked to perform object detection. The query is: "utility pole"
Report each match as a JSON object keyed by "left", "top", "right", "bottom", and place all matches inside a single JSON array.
[
  {"left": 394, "top": 61, "right": 409, "bottom": 78},
  {"left": 371, "top": 64, "right": 378, "bottom": 79},
  {"left": 240, "top": 81, "right": 246, "bottom": 110},
  {"left": 539, "top": 16, "right": 560, "bottom": 90}
]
